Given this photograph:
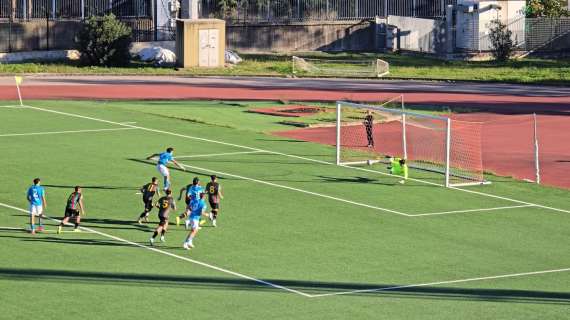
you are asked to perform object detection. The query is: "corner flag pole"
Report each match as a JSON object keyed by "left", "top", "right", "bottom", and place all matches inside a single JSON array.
[{"left": 14, "top": 76, "right": 23, "bottom": 106}]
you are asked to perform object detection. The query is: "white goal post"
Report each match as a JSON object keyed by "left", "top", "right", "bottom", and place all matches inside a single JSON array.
[{"left": 335, "top": 101, "right": 489, "bottom": 187}]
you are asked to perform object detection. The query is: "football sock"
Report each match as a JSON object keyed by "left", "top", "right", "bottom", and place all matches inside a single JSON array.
[
  {"left": 152, "top": 231, "right": 158, "bottom": 239},
  {"left": 161, "top": 229, "right": 166, "bottom": 236},
  {"left": 74, "top": 222, "right": 79, "bottom": 228},
  {"left": 164, "top": 178, "right": 170, "bottom": 190}
]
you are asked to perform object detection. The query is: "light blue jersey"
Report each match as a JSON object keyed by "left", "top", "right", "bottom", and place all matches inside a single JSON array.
[
  {"left": 27, "top": 185, "right": 45, "bottom": 206},
  {"left": 189, "top": 198, "right": 207, "bottom": 219},
  {"left": 186, "top": 185, "right": 204, "bottom": 201},
  {"left": 158, "top": 152, "right": 174, "bottom": 166}
]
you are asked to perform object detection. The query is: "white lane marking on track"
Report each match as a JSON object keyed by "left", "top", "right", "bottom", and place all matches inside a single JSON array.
[
  {"left": 0, "top": 127, "right": 137, "bottom": 137},
  {"left": 309, "top": 267, "right": 570, "bottom": 298},
  {"left": 409, "top": 204, "right": 536, "bottom": 217},
  {"left": 22, "top": 105, "right": 570, "bottom": 216},
  {"left": 0, "top": 202, "right": 311, "bottom": 297}
]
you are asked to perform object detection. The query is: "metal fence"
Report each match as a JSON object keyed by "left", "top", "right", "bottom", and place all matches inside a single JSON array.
[
  {"left": 200, "top": 0, "right": 457, "bottom": 23},
  {"left": 0, "top": 0, "right": 151, "bottom": 20},
  {"left": 477, "top": 17, "right": 570, "bottom": 53}
]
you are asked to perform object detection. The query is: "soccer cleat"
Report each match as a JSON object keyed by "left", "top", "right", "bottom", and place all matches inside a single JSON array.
[
  {"left": 30, "top": 229, "right": 36, "bottom": 235},
  {"left": 137, "top": 219, "right": 143, "bottom": 225},
  {"left": 149, "top": 237, "right": 154, "bottom": 246},
  {"left": 187, "top": 242, "right": 194, "bottom": 248},
  {"left": 144, "top": 217, "right": 149, "bottom": 223},
  {"left": 37, "top": 225, "right": 44, "bottom": 232},
  {"left": 212, "top": 219, "right": 217, "bottom": 227},
  {"left": 183, "top": 242, "right": 190, "bottom": 250},
  {"left": 73, "top": 228, "right": 81, "bottom": 232},
  {"left": 160, "top": 235, "right": 165, "bottom": 242},
  {"left": 199, "top": 219, "right": 207, "bottom": 226},
  {"left": 57, "top": 226, "right": 62, "bottom": 234},
  {"left": 176, "top": 216, "right": 180, "bottom": 226}
]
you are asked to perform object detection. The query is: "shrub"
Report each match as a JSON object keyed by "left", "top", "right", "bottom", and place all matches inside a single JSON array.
[
  {"left": 75, "top": 14, "right": 133, "bottom": 67},
  {"left": 488, "top": 19, "right": 514, "bottom": 62}
]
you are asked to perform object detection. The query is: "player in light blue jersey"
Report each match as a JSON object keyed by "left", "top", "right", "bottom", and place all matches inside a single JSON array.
[
  {"left": 183, "top": 193, "right": 207, "bottom": 249},
  {"left": 176, "top": 177, "right": 204, "bottom": 226},
  {"left": 26, "top": 178, "right": 46, "bottom": 234},
  {"left": 146, "top": 147, "right": 185, "bottom": 191}
]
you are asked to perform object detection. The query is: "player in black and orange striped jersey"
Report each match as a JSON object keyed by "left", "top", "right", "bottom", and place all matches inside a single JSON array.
[
  {"left": 205, "top": 175, "right": 223, "bottom": 227},
  {"left": 150, "top": 189, "right": 176, "bottom": 245},
  {"left": 57, "top": 186, "right": 85, "bottom": 234},
  {"left": 137, "top": 177, "right": 161, "bottom": 224}
]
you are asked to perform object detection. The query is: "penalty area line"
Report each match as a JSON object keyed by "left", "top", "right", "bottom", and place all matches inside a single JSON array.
[
  {"left": 175, "top": 150, "right": 266, "bottom": 159},
  {"left": 176, "top": 162, "right": 409, "bottom": 217},
  {"left": 309, "top": 267, "right": 570, "bottom": 298},
  {"left": 21, "top": 104, "right": 570, "bottom": 216},
  {"left": 409, "top": 204, "right": 535, "bottom": 217},
  {"left": 0, "top": 127, "right": 138, "bottom": 137},
  {"left": 0, "top": 201, "right": 312, "bottom": 298}
]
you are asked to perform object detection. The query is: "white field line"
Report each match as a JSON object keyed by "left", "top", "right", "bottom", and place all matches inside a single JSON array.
[
  {"left": 0, "top": 127, "right": 137, "bottom": 137},
  {"left": 309, "top": 267, "right": 570, "bottom": 298},
  {"left": 0, "top": 105, "right": 27, "bottom": 109},
  {"left": 409, "top": 204, "right": 535, "bottom": 217},
  {"left": 0, "top": 226, "right": 94, "bottom": 233},
  {"left": 0, "top": 202, "right": 311, "bottom": 297},
  {"left": 22, "top": 105, "right": 570, "bottom": 216},
  {"left": 175, "top": 151, "right": 265, "bottom": 159},
  {"left": 2, "top": 202, "right": 568, "bottom": 299},
  {"left": 177, "top": 163, "right": 408, "bottom": 216}
]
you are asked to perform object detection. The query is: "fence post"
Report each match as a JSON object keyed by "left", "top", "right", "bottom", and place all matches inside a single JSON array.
[
  {"left": 81, "top": 0, "right": 84, "bottom": 20},
  {"left": 51, "top": 0, "right": 55, "bottom": 19},
  {"left": 384, "top": 0, "right": 387, "bottom": 17}
]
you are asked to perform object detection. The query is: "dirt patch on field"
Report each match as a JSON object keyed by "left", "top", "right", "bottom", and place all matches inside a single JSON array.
[{"left": 249, "top": 105, "right": 328, "bottom": 118}]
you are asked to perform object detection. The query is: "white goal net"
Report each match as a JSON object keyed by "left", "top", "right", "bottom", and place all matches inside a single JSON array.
[
  {"left": 292, "top": 56, "right": 389, "bottom": 78},
  {"left": 336, "top": 100, "right": 487, "bottom": 187}
]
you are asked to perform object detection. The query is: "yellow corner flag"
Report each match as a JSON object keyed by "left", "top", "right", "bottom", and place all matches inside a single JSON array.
[{"left": 14, "top": 76, "right": 23, "bottom": 86}]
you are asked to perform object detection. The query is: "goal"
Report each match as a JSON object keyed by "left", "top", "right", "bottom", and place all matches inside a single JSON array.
[
  {"left": 292, "top": 56, "right": 389, "bottom": 78},
  {"left": 335, "top": 100, "right": 487, "bottom": 187}
]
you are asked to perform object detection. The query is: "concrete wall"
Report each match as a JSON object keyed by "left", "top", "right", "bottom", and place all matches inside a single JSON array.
[
  {"left": 0, "top": 20, "right": 79, "bottom": 53},
  {"left": 386, "top": 16, "right": 448, "bottom": 54},
  {"left": 226, "top": 20, "right": 376, "bottom": 52}
]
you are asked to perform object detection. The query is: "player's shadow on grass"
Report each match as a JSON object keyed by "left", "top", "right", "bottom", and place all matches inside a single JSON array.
[
  {"left": 318, "top": 175, "right": 394, "bottom": 186},
  {"left": 0, "top": 235, "right": 133, "bottom": 247},
  {"left": 0, "top": 268, "right": 568, "bottom": 305},
  {"left": 80, "top": 218, "right": 153, "bottom": 232},
  {"left": 43, "top": 184, "right": 138, "bottom": 191}
]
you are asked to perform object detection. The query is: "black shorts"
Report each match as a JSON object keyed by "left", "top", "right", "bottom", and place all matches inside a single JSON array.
[
  {"left": 143, "top": 198, "right": 153, "bottom": 212},
  {"left": 65, "top": 208, "right": 80, "bottom": 218},
  {"left": 209, "top": 201, "right": 219, "bottom": 210},
  {"left": 158, "top": 214, "right": 168, "bottom": 226}
]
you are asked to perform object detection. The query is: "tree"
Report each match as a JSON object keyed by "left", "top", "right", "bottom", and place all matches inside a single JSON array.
[
  {"left": 526, "top": 0, "right": 570, "bottom": 17},
  {"left": 75, "top": 14, "right": 133, "bottom": 67},
  {"left": 488, "top": 19, "right": 514, "bottom": 61}
]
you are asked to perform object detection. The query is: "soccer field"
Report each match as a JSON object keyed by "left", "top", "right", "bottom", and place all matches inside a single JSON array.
[{"left": 1, "top": 100, "right": 569, "bottom": 320}]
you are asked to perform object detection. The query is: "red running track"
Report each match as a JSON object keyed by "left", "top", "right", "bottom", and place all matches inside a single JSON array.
[
  {"left": 276, "top": 113, "right": 570, "bottom": 189},
  {"left": 1, "top": 82, "right": 569, "bottom": 188}
]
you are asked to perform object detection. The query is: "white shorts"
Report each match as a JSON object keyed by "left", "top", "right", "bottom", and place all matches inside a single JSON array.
[
  {"left": 29, "top": 205, "right": 43, "bottom": 216},
  {"left": 157, "top": 164, "right": 170, "bottom": 177},
  {"left": 187, "top": 217, "right": 200, "bottom": 230}
]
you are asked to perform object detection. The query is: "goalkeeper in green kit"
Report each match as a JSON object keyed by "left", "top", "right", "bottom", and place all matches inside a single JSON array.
[{"left": 387, "top": 156, "right": 408, "bottom": 184}]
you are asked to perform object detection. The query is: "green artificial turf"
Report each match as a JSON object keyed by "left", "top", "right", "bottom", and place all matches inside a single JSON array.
[{"left": 0, "top": 100, "right": 568, "bottom": 320}]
